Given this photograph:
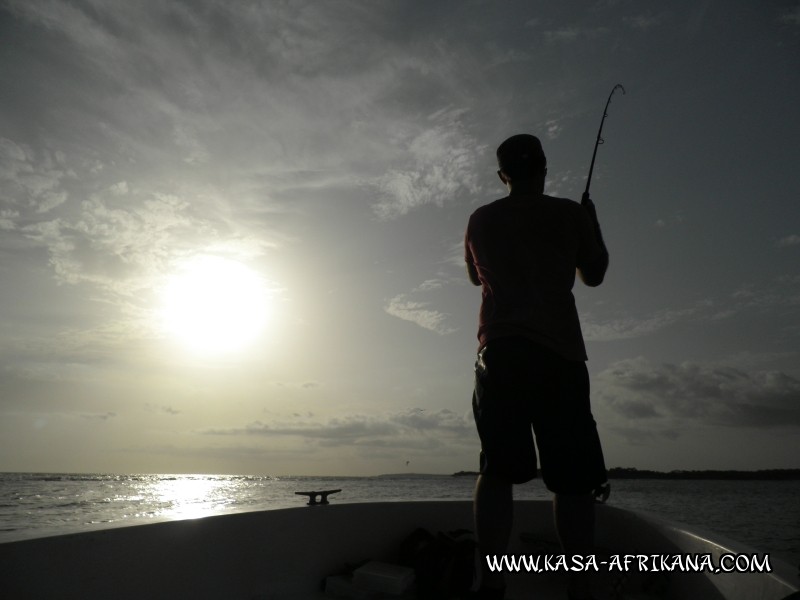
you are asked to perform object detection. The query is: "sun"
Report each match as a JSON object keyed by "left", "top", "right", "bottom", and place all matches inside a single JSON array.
[{"left": 159, "top": 255, "right": 270, "bottom": 355}]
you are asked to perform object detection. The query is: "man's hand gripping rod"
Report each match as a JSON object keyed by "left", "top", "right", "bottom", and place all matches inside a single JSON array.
[{"left": 582, "top": 84, "right": 625, "bottom": 205}]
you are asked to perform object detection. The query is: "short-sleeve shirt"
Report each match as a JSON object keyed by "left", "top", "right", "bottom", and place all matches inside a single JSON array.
[{"left": 464, "top": 193, "right": 604, "bottom": 361}]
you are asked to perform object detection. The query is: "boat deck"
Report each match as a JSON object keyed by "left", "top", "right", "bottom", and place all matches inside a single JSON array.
[{"left": 1, "top": 500, "right": 796, "bottom": 600}]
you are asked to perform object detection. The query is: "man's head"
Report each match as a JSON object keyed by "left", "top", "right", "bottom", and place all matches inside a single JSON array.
[{"left": 496, "top": 134, "right": 547, "bottom": 187}]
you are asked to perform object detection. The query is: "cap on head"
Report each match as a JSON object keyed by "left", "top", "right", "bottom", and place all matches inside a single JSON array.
[{"left": 496, "top": 134, "right": 547, "bottom": 181}]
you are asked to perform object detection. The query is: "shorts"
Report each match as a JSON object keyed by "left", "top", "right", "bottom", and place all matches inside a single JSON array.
[{"left": 472, "top": 336, "right": 607, "bottom": 493}]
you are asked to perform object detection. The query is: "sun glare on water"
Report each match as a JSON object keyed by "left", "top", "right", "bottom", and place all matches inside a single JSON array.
[{"left": 160, "top": 255, "right": 270, "bottom": 355}]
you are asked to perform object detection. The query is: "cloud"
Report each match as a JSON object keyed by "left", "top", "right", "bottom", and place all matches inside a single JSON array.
[
  {"left": 443, "top": 240, "right": 469, "bottom": 269},
  {"left": 623, "top": 15, "right": 663, "bottom": 31},
  {"left": 172, "top": 125, "right": 209, "bottom": 165},
  {"left": 4, "top": 2, "right": 416, "bottom": 180},
  {"left": 544, "top": 119, "right": 562, "bottom": 140},
  {"left": 544, "top": 169, "right": 580, "bottom": 197},
  {"left": 597, "top": 358, "right": 800, "bottom": 436},
  {"left": 0, "top": 209, "right": 18, "bottom": 231},
  {"left": 10, "top": 156, "right": 277, "bottom": 317},
  {"left": 542, "top": 26, "right": 610, "bottom": 44},
  {"left": 80, "top": 411, "right": 117, "bottom": 421},
  {"left": 729, "top": 280, "right": 800, "bottom": 312},
  {"left": 582, "top": 305, "right": 701, "bottom": 341},
  {"left": 372, "top": 107, "right": 485, "bottom": 220},
  {"left": 20, "top": 191, "right": 194, "bottom": 295},
  {"left": 544, "top": 27, "right": 581, "bottom": 43},
  {"left": 384, "top": 295, "right": 457, "bottom": 335},
  {"left": 145, "top": 404, "right": 180, "bottom": 416},
  {"left": 2, "top": 0, "right": 487, "bottom": 348},
  {"left": 109, "top": 181, "right": 129, "bottom": 196},
  {"left": 780, "top": 6, "right": 800, "bottom": 26},
  {"left": 200, "top": 408, "right": 475, "bottom": 452},
  {"left": 583, "top": 276, "right": 800, "bottom": 340},
  {"left": 776, "top": 234, "right": 800, "bottom": 248},
  {"left": 0, "top": 137, "right": 71, "bottom": 221},
  {"left": 654, "top": 212, "right": 685, "bottom": 228},
  {"left": 7, "top": 410, "right": 117, "bottom": 426},
  {"left": 384, "top": 276, "right": 461, "bottom": 335}
]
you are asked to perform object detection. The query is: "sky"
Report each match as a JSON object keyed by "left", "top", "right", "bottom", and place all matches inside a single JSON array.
[{"left": 1, "top": 0, "right": 798, "bottom": 477}]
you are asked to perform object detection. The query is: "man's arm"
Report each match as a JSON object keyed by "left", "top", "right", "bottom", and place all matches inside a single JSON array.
[
  {"left": 466, "top": 260, "right": 481, "bottom": 286},
  {"left": 576, "top": 196, "right": 609, "bottom": 287},
  {"left": 465, "top": 219, "right": 482, "bottom": 286}
]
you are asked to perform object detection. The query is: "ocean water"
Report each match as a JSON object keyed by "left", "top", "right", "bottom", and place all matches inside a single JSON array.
[{"left": 1, "top": 473, "right": 798, "bottom": 567}]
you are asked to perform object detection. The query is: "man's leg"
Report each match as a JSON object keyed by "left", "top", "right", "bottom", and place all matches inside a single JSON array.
[
  {"left": 554, "top": 492, "right": 595, "bottom": 599},
  {"left": 474, "top": 472, "right": 513, "bottom": 592}
]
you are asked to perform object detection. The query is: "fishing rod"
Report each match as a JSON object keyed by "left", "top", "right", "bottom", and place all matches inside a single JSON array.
[{"left": 583, "top": 84, "right": 625, "bottom": 203}]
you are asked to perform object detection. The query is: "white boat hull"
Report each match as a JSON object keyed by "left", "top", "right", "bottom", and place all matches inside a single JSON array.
[{"left": 1, "top": 500, "right": 797, "bottom": 599}]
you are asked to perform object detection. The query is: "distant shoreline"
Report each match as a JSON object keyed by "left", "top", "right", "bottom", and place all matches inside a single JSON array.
[
  {"left": 3, "top": 469, "right": 799, "bottom": 481},
  {"left": 452, "top": 468, "right": 800, "bottom": 480}
]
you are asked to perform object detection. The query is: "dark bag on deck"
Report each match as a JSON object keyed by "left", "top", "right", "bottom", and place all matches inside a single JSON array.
[{"left": 399, "top": 527, "right": 476, "bottom": 598}]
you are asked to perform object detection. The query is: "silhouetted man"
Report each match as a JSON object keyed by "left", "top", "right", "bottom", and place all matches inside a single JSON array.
[{"left": 464, "top": 134, "right": 609, "bottom": 600}]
